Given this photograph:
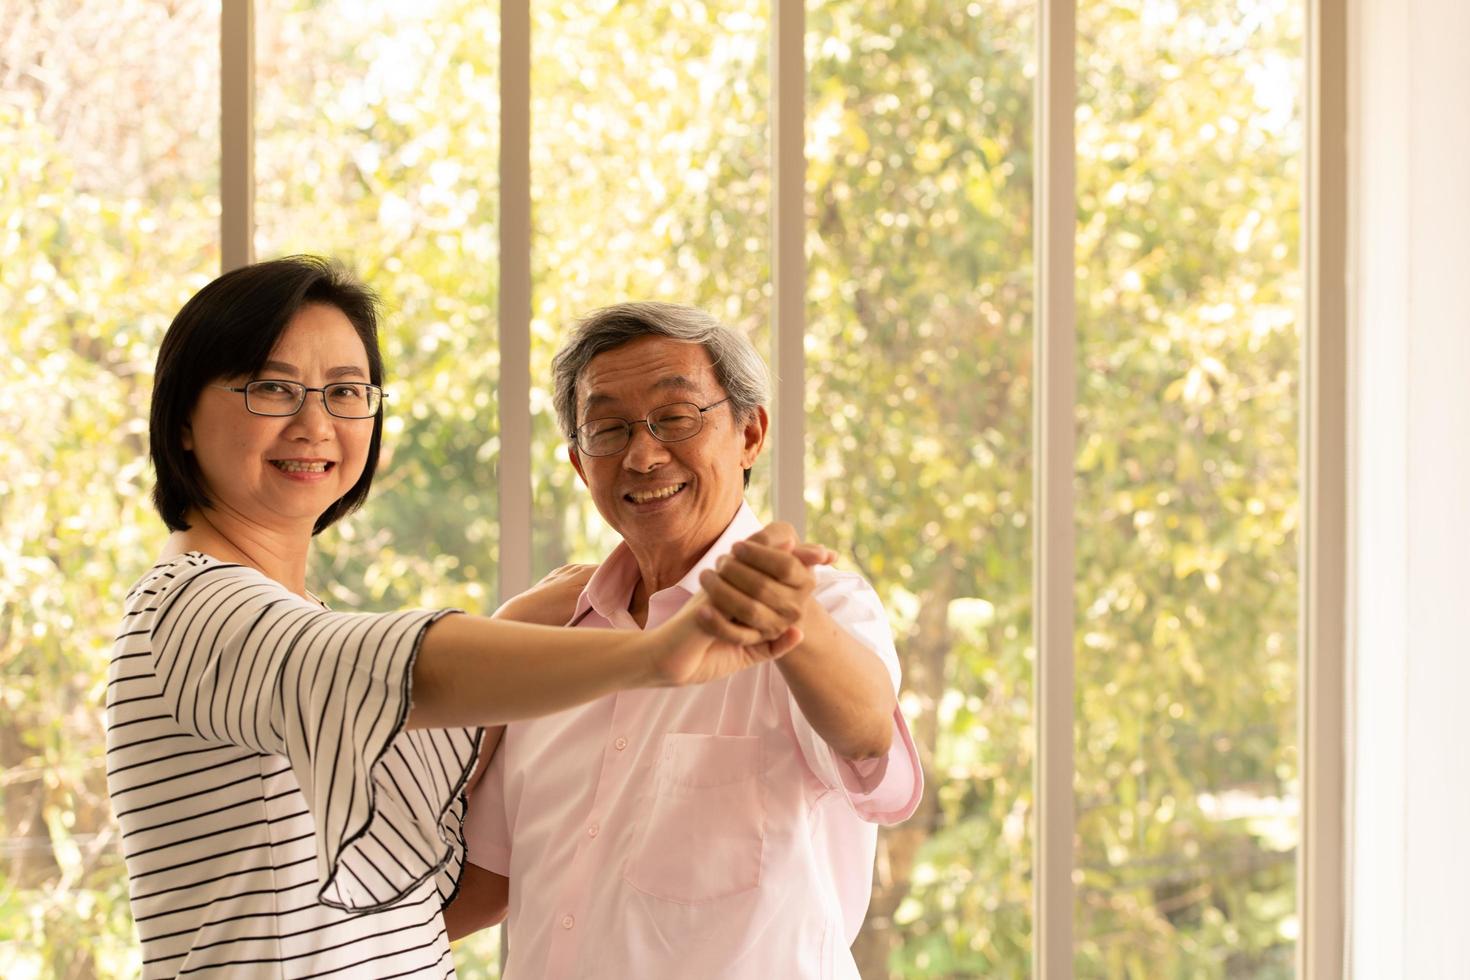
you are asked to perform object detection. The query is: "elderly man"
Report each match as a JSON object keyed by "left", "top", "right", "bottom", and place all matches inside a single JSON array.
[{"left": 456, "top": 302, "right": 922, "bottom": 978}]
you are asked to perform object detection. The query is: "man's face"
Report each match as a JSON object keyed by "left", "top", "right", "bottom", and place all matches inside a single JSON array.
[{"left": 568, "top": 335, "right": 766, "bottom": 565}]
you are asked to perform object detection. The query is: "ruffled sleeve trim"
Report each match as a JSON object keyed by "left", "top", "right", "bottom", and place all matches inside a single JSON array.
[{"left": 314, "top": 609, "right": 484, "bottom": 912}]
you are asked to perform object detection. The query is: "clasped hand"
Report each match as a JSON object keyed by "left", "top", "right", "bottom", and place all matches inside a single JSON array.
[
  {"left": 493, "top": 523, "right": 839, "bottom": 690},
  {"left": 644, "top": 522, "right": 836, "bottom": 687},
  {"left": 695, "top": 521, "right": 836, "bottom": 648}
]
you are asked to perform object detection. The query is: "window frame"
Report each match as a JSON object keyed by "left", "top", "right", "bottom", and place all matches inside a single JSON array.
[{"left": 217, "top": 0, "right": 1349, "bottom": 974}]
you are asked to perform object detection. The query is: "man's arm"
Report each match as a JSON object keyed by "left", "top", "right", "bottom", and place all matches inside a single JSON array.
[
  {"left": 698, "top": 528, "right": 896, "bottom": 761},
  {"left": 444, "top": 724, "right": 512, "bottom": 941},
  {"left": 444, "top": 732, "right": 512, "bottom": 940},
  {"left": 770, "top": 592, "right": 896, "bottom": 760},
  {"left": 444, "top": 864, "right": 509, "bottom": 941}
]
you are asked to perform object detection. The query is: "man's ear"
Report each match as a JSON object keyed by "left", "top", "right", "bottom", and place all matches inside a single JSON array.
[
  {"left": 568, "top": 443, "right": 589, "bottom": 487},
  {"left": 739, "top": 405, "right": 769, "bottom": 470}
]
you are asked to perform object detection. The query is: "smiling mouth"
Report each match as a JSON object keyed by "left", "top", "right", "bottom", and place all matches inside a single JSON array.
[
  {"left": 270, "top": 460, "right": 334, "bottom": 474},
  {"left": 625, "top": 482, "right": 687, "bottom": 505}
]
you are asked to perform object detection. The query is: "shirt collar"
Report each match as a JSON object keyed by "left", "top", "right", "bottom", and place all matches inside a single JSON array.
[{"left": 573, "top": 500, "right": 765, "bottom": 624}]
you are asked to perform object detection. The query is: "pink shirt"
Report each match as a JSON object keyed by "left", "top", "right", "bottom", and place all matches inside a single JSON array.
[{"left": 464, "top": 503, "right": 922, "bottom": 979}]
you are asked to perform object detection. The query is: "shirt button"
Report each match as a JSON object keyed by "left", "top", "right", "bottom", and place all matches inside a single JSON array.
[
  {"left": 561, "top": 914, "right": 575, "bottom": 930},
  {"left": 587, "top": 823, "right": 599, "bottom": 838},
  {"left": 614, "top": 736, "right": 628, "bottom": 751}
]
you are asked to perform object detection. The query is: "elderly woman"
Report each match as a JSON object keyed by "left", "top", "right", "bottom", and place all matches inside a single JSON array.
[{"left": 105, "top": 257, "right": 806, "bottom": 978}]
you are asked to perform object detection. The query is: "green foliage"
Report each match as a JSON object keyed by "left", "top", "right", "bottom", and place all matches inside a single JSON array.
[
  {"left": 1073, "top": 3, "right": 1302, "bottom": 975},
  {"left": 2, "top": 4, "right": 217, "bottom": 973},
  {"left": 525, "top": 0, "right": 776, "bottom": 572},
  {"left": 3, "top": 0, "right": 1301, "bottom": 977},
  {"left": 804, "top": 2, "right": 1039, "bottom": 973},
  {"left": 254, "top": 0, "right": 508, "bottom": 617}
]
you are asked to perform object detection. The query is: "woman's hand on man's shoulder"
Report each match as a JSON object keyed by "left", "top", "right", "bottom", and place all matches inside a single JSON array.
[{"left": 491, "top": 563, "right": 598, "bottom": 626}]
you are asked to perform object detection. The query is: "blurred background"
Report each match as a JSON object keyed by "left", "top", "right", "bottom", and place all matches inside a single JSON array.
[{"left": 1, "top": 1, "right": 1306, "bottom": 976}]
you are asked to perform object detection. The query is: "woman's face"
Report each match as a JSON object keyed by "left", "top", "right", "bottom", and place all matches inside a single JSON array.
[{"left": 183, "top": 303, "right": 375, "bottom": 533}]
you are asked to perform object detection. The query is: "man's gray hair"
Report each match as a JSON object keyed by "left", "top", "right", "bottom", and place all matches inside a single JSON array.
[{"left": 551, "top": 301, "right": 770, "bottom": 440}]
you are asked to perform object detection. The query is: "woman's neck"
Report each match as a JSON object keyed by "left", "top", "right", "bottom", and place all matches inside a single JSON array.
[{"left": 165, "top": 508, "right": 313, "bottom": 598}]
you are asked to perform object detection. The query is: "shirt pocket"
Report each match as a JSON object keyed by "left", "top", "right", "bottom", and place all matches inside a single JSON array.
[{"left": 623, "top": 733, "right": 766, "bottom": 905}]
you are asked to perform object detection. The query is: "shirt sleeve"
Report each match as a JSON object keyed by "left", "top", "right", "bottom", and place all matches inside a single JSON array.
[
  {"left": 462, "top": 735, "right": 513, "bottom": 875},
  {"left": 146, "top": 558, "right": 483, "bottom": 913},
  {"left": 779, "top": 568, "right": 924, "bottom": 825}
]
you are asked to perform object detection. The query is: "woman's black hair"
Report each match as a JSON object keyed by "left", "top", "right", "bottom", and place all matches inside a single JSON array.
[{"left": 149, "top": 255, "right": 385, "bottom": 536}]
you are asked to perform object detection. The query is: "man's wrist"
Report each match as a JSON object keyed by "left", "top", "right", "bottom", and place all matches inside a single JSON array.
[{"left": 782, "top": 596, "right": 826, "bottom": 656}]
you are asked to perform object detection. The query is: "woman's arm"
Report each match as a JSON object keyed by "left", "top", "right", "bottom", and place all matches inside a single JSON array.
[
  {"left": 406, "top": 592, "right": 802, "bottom": 729},
  {"left": 454, "top": 564, "right": 597, "bottom": 794},
  {"left": 439, "top": 568, "right": 593, "bottom": 941}
]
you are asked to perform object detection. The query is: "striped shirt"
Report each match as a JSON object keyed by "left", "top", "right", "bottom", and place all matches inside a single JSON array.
[{"left": 105, "top": 553, "right": 482, "bottom": 979}]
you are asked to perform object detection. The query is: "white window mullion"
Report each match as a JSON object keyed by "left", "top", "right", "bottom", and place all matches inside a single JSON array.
[
  {"left": 220, "top": 0, "right": 254, "bottom": 273},
  {"left": 498, "top": 0, "right": 533, "bottom": 604},
  {"left": 1034, "top": 0, "right": 1077, "bottom": 976},
  {"left": 770, "top": 0, "right": 805, "bottom": 534},
  {"left": 1301, "top": 0, "right": 1349, "bottom": 975}
]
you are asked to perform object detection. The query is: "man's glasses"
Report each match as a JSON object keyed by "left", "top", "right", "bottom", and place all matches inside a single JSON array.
[
  {"left": 573, "top": 397, "right": 731, "bottom": 457},
  {"left": 213, "top": 380, "right": 386, "bottom": 419}
]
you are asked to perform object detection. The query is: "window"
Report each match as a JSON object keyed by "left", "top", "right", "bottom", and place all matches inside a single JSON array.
[
  {"left": 527, "top": 0, "right": 773, "bottom": 572},
  {"left": 1073, "top": 2, "right": 1305, "bottom": 973},
  {"left": 255, "top": 0, "right": 505, "bottom": 618},
  {"left": 1, "top": 2, "right": 218, "bottom": 974},
  {"left": 804, "top": 3, "right": 1039, "bottom": 970},
  {"left": 2, "top": 2, "right": 1341, "bottom": 977}
]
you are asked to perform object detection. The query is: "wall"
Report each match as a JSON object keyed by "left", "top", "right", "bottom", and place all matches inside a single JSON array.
[{"left": 1350, "top": 0, "right": 1470, "bottom": 976}]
